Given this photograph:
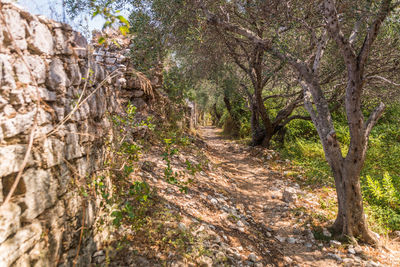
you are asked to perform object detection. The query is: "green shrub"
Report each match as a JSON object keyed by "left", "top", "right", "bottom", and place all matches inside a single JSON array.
[
  {"left": 286, "top": 118, "right": 318, "bottom": 141},
  {"left": 362, "top": 172, "right": 400, "bottom": 231},
  {"left": 281, "top": 104, "right": 400, "bottom": 233}
]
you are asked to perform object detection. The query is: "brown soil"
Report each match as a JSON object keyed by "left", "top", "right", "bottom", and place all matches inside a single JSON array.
[{"left": 104, "top": 126, "right": 400, "bottom": 267}]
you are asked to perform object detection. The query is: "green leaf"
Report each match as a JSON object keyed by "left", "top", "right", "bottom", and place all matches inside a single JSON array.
[
  {"left": 119, "top": 25, "right": 129, "bottom": 36},
  {"left": 98, "top": 36, "right": 106, "bottom": 45},
  {"left": 117, "top": 15, "right": 130, "bottom": 27},
  {"left": 112, "top": 39, "right": 121, "bottom": 48},
  {"left": 92, "top": 10, "right": 100, "bottom": 18}
]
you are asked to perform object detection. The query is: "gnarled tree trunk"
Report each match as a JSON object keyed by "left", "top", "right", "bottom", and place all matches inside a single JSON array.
[
  {"left": 223, "top": 94, "right": 241, "bottom": 137},
  {"left": 249, "top": 99, "right": 265, "bottom": 146},
  {"left": 329, "top": 156, "right": 376, "bottom": 243}
]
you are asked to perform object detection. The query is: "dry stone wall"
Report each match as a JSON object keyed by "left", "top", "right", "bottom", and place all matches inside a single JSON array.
[{"left": 0, "top": 1, "right": 153, "bottom": 266}]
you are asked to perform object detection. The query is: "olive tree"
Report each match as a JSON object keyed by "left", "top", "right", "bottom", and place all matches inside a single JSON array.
[{"left": 200, "top": 0, "right": 399, "bottom": 243}]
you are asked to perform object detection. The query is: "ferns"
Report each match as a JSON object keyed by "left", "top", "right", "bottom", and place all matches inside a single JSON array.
[
  {"left": 364, "top": 172, "right": 400, "bottom": 208},
  {"left": 363, "top": 172, "right": 400, "bottom": 231},
  {"left": 365, "top": 175, "right": 385, "bottom": 203}
]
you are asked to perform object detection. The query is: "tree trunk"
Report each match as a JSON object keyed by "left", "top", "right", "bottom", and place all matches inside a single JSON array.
[
  {"left": 330, "top": 160, "right": 376, "bottom": 243},
  {"left": 254, "top": 85, "right": 274, "bottom": 147},
  {"left": 212, "top": 103, "right": 221, "bottom": 125},
  {"left": 248, "top": 96, "right": 265, "bottom": 146},
  {"left": 275, "top": 125, "right": 287, "bottom": 146},
  {"left": 261, "top": 131, "right": 273, "bottom": 147},
  {"left": 300, "top": 77, "right": 377, "bottom": 243},
  {"left": 223, "top": 95, "right": 241, "bottom": 137}
]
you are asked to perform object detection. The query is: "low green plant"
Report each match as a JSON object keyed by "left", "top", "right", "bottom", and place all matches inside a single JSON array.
[
  {"left": 362, "top": 172, "right": 400, "bottom": 231},
  {"left": 185, "top": 160, "right": 202, "bottom": 175},
  {"left": 86, "top": 101, "right": 159, "bottom": 230},
  {"left": 280, "top": 104, "right": 400, "bottom": 233},
  {"left": 162, "top": 138, "right": 194, "bottom": 193},
  {"left": 111, "top": 179, "right": 154, "bottom": 228}
]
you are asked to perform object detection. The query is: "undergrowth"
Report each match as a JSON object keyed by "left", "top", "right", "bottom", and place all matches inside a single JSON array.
[
  {"left": 77, "top": 97, "right": 211, "bottom": 264},
  {"left": 80, "top": 99, "right": 205, "bottom": 250},
  {"left": 280, "top": 105, "right": 400, "bottom": 233}
]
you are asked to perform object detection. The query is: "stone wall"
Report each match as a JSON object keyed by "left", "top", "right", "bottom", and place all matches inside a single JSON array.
[{"left": 0, "top": 2, "right": 152, "bottom": 266}]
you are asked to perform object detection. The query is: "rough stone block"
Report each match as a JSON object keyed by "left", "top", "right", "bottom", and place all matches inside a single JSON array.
[
  {"left": 0, "top": 53, "right": 16, "bottom": 90},
  {"left": 54, "top": 28, "right": 72, "bottom": 55},
  {"left": 105, "top": 57, "right": 116, "bottom": 64},
  {"left": 0, "top": 96, "right": 7, "bottom": 109},
  {"left": 55, "top": 163, "right": 71, "bottom": 196},
  {"left": 69, "top": 63, "right": 82, "bottom": 86},
  {"left": 52, "top": 105, "right": 65, "bottom": 122},
  {"left": 14, "top": 57, "right": 31, "bottom": 84},
  {"left": 1, "top": 104, "right": 17, "bottom": 117},
  {"left": 28, "top": 20, "right": 54, "bottom": 55},
  {"left": 93, "top": 64, "right": 105, "bottom": 82},
  {"left": 0, "top": 109, "right": 34, "bottom": 138},
  {"left": 42, "top": 137, "right": 65, "bottom": 168},
  {"left": 78, "top": 102, "right": 90, "bottom": 121},
  {"left": 24, "top": 55, "right": 46, "bottom": 84},
  {"left": 27, "top": 86, "right": 57, "bottom": 102},
  {"left": 76, "top": 157, "right": 89, "bottom": 177},
  {"left": 13, "top": 254, "right": 30, "bottom": 267},
  {"left": 37, "top": 108, "right": 53, "bottom": 126},
  {"left": 33, "top": 124, "right": 53, "bottom": 140},
  {"left": 116, "top": 55, "right": 126, "bottom": 63},
  {"left": 46, "top": 58, "right": 70, "bottom": 91},
  {"left": 0, "top": 202, "right": 21, "bottom": 243},
  {"left": 2, "top": 8, "right": 28, "bottom": 50},
  {"left": 65, "top": 191, "right": 81, "bottom": 219},
  {"left": 72, "top": 31, "right": 87, "bottom": 58},
  {"left": 9, "top": 88, "right": 26, "bottom": 105},
  {"left": 22, "top": 168, "right": 58, "bottom": 220},
  {"left": 65, "top": 124, "right": 83, "bottom": 160},
  {"left": 78, "top": 120, "right": 90, "bottom": 143},
  {"left": 85, "top": 200, "right": 96, "bottom": 227},
  {"left": 0, "top": 222, "right": 42, "bottom": 267},
  {"left": 0, "top": 21, "right": 4, "bottom": 51},
  {"left": 0, "top": 144, "right": 33, "bottom": 178}
]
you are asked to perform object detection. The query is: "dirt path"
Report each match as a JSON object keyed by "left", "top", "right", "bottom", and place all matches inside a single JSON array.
[
  {"left": 105, "top": 126, "right": 399, "bottom": 266},
  {"left": 195, "top": 126, "right": 338, "bottom": 267}
]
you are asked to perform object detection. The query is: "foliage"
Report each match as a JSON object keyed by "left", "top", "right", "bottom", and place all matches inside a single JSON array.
[
  {"left": 281, "top": 104, "right": 400, "bottom": 233},
  {"left": 128, "top": 9, "right": 166, "bottom": 72},
  {"left": 64, "top": 0, "right": 400, "bottom": 239},
  {"left": 162, "top": 66, "right": 193, "bottom": 104},
  {"left": 162, "top": 138, "right": 200, "bottom": 193},
  {"left": 79, "top": 102, "right": 157, "bottom": 230}
]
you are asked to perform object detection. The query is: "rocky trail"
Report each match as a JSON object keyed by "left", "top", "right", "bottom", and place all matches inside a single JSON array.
[{"left": 98, "top": 127, "right": 400, "bottom": 267}]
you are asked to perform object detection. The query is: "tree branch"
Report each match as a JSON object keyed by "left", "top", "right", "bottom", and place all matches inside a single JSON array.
[
  {"left": 323, "top": 0, "right": 356, "bottom": 63},
  {"left": 201, "top": 5, "right": 306, "bottom": 72},
  {"left": 312, "top": 30, "right": 329, "bottom": 74},
  {"left": 358, "top": 0, "right": 392, "bottom": 68},
  {"left": 281, "top": 115, "right": 312, "bottom": 127},
  {"left": 364, "top": 102, "right": 386, "bottom": 138},
  {"left": 263, "top": 90, "right": 302, "bottom": 102},
  {"left": 366, "top": 75, "right": 400, "bottom": 87}
]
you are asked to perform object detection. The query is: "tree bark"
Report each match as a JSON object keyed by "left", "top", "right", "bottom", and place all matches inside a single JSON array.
[
  {"left": 253, "top": 83, "right": 274, "bottom": 147},
  {"left": 223, "top": 94, "right": 241, "bottom": 137},
  {"left": 330, "top": 159, "right": 376, "bottom": 243},
  {"left": 212, "top": 103, "right": 222, "bottom": 125},
  {"left": 201, "top": 0, "right": 392, "bottom": 244}
]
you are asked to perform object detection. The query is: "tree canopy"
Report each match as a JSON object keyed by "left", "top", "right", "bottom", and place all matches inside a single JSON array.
[{"left": 65, "top": 0, "right": 400, "bottom": 243}]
